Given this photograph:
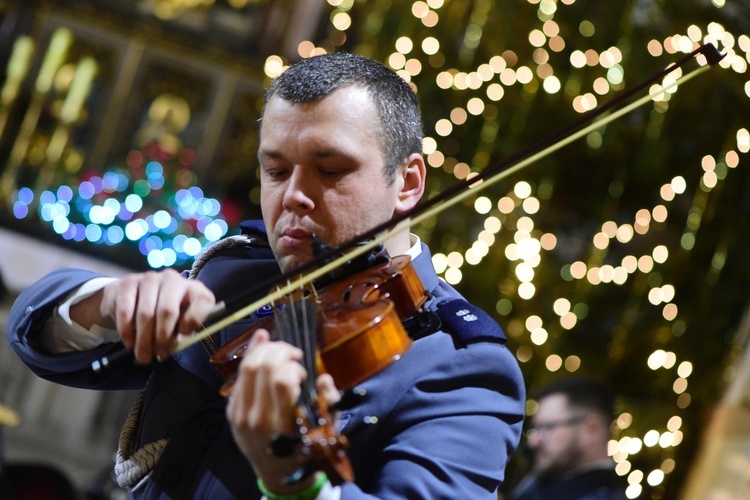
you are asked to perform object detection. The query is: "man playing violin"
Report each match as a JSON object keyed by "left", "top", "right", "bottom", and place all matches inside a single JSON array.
[{"left": 7, "top": 53, "right": 525, "bottom": 498}]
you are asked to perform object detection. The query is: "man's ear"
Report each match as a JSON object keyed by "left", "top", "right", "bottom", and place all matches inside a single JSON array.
[{"left": 394, "top": 153, "right": 426, "bottom": 215}]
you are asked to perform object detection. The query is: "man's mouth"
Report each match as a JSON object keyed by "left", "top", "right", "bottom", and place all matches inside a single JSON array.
[{"left": 280, "top": 227, "right": 314, "bottom": 248}]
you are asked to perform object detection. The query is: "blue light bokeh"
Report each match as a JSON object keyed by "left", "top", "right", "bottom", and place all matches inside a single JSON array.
[{"left": 11, "top": 161, "right": 231, "bottom": 269}]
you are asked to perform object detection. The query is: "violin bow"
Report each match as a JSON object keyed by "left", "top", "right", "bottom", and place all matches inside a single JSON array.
[
  {"left": 91, "top": 43, "right": 724, "bottom": 373},
  {"left": 175, "top": 43, "right": 724, "bottom": 348}
]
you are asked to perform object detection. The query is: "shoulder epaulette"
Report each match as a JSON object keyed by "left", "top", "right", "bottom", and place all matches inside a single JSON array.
[
  {"left": 239, "top": 219, "right": 268, "bottom": 238},
  {"left": 434, "top": 299, "right": 507, "bottom": 345}
]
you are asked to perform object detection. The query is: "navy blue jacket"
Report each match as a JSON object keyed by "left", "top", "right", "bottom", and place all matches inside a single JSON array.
[
  {"left": 508, "top": 466, "right": 627, "bottom": 500},
  {"left": 7, "top": 221, "right": 525, "bottom": 498}
]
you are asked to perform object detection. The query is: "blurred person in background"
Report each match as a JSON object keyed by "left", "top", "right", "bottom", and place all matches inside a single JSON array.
[{"left": 507, "top": 377, "right": 626, "bottom": 500}]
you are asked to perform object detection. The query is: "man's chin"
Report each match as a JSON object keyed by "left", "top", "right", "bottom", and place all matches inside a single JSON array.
[
  {"left": 277, "top": 253, "right": 313, "bottom": 274},
  {"left": 533, "top": 462, "right": 567, "bottom": 484}
]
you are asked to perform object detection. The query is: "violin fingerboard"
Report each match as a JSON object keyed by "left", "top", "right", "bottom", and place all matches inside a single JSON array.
[{"left": 274, "top": 294, "right": 320, "bottom": 415}]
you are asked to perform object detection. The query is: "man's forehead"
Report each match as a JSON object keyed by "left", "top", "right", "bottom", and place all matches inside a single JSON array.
[{"left": 534, "top": 393, "right": 572, "bottom": 418}]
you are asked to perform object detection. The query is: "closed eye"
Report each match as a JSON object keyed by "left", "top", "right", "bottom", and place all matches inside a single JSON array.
[
  {"left": 318, "top": 167, "right": 349, "bottom": 179},
  {"left": 262, "top": 166, "right": 290, "bottom": 181}
]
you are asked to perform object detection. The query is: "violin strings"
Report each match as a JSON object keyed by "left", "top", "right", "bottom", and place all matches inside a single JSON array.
[
  {"left": 273, "top": 282, "right": 321, "bottom": 423},
  {"left": 300, "top": 289, "right": 320, "bottom": 421}
]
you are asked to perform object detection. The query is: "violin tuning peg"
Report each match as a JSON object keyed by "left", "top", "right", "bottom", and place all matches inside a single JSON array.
[{"left": 268, "top": 432, "right": 301, "bottom": 457}]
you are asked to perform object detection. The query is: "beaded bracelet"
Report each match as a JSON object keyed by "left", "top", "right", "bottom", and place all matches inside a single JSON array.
[{"left": 257, "top": 473, "right": 329, "bottom": 500}]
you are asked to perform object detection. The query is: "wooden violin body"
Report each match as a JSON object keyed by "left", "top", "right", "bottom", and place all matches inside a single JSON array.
[
  {"left": 209, "top": 253, "right": 428, "bottom": 484},
  {"left": 211, "top": 254, "right": 426, "bottom": 394},
  {"left": 315, "top": 254, "right": 425, "bottom": 390}
]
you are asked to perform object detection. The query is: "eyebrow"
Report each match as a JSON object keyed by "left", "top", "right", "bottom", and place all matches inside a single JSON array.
[{"left": 259, "top": 147, "right": 356, "bottom": 162}]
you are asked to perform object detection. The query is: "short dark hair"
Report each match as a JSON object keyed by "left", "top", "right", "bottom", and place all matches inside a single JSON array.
[
  {"left": 533, "top": 377, "right": 616, "bottom": 423},
  {"left": 261, "top": 53, "right": 423, "bottom": 183}
]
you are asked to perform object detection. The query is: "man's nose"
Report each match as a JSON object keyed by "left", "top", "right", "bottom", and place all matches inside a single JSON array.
[{"left": 282, "top": 168, "right": 315, "bottom": 213}]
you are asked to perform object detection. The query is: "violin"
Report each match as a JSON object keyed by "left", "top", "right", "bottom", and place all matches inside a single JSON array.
[{"left": 209, "top": 251, "right": 428, "bottom": 484}]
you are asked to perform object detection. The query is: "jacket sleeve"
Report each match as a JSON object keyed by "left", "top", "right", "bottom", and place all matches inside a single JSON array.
[
  {"left": 338, "top": 332, "right": 526, "bottom": 499},
  {"left": 6, "top": 268, "right": 151, "bottom": 390}
]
